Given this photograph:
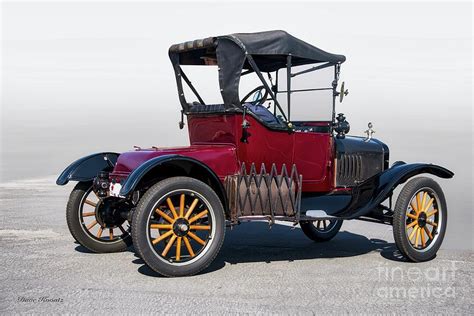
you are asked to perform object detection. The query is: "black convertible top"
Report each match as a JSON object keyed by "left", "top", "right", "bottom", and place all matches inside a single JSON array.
[
  {"left": 169, "top": 30, "right": 345, "bottom": 112},
  {"left": 169, "top": 30, "right": 345, "bottom": 70}
]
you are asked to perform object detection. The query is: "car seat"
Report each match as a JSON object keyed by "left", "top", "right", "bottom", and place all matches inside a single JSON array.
[{"left": 245, "top": 103, "right": 283, "bottom": 126}]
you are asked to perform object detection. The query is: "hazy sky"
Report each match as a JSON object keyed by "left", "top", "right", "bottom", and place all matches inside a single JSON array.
[{"left": 1, "top": 1, "right": 472, "bottom": 249}]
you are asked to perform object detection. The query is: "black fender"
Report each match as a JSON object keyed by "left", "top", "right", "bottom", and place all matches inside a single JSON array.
[
  {"left": 118, "top": 155, "right": 228, "bottom": 214},
  {"left": 56, "top": 152, "right": 118, "bottom": 185},
  {"left": 337, "top": 162, "right": 454, "bottom": 219}
]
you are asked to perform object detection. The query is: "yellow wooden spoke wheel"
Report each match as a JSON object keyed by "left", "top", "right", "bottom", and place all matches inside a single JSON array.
[
  {"left": 66, "top": 182, "right": 132, "bottom": 253},
  {"left": 405, "top": 190, "right": 440, "bottom": 250},
  {"left": 148, "top": 193, "right": 213, "bottom": 263},
  {"left": 132, "top": 177, "right": 225, "bottom": 277},
  {"left": 393, "top": 177, "right": 447, "bottom": 262}
]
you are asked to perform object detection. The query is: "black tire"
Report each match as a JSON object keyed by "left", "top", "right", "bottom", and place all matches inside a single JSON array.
[
  {"left": 393, "top": 177, "right": 447, "bottom": 262},
  {"left": 66, "top": 182, "right": 132, "bottom": 253},
  {"left": 132, "top": 177, "right": 225, "bottom": 277},
  {"left": 300, "top": 219, "right": 343, "bottom": 242}
]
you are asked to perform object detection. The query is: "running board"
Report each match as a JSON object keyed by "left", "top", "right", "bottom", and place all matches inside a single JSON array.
[{"left": 235, "top": 213, "right": 337, "bottom": 222}]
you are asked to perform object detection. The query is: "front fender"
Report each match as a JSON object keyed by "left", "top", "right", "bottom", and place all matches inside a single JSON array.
[
  {"left": 119, "top": 155, "right": 224, "bottom": 197},
  {"left": 56, "top": 152, "right": 118, "bottom": 185},
  {"left": 338, "top": 162, "right": 454, "bottom": 219}
]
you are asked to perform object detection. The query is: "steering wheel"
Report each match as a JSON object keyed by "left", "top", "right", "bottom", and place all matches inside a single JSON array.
[{"left": 240, "top": 85, "right": 269, "bottom": 105}]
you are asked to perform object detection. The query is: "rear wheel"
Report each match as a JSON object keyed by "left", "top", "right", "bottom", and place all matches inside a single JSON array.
[
  {"left": 66, "top": 182, "right": 132, "bottom": 253},
  {"left": 300, "top": 219, "right": 343, "bottom": 242},
  {"left": 132, "top": 177, "right": 225, "bottom": 277},
  {"left": 393, "top": 177, "right": 447, "bottom": 262}
]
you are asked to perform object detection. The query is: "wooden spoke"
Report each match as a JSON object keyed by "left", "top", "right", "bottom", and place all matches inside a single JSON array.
[
  {"left": 415, "top": 228, "right": 421, "bottom": 247},
  {"left": 109, "top": 229, "right": 114, "bottom": 240},
  {"left": 406, "top": 221, "right": 418, "bottom": 228},
  {"left": 84, "top": 199, "right": 97, "bottom": 207},
  {"left": 424, "top": 226, "right": 433, "bottom": 240},
  {"left": 410, "top": 201, "right": 418, "bottom": 213},
  {"left": 179, "top": 194, "right": 185, "bottom": 218},
  {"left": 420, "top": 228, "right": 426, "bottom": 247},
  {"left": 183, "top": 236, "right": 195, "bottom": 257},
  {"left": 422, "top": 198, "right": 434, "bottom": 213},
  {"left": 420, "top": 192, "right": 428, "bottom": 213},
  {"left": 426, "top": 220, "right": 438, "bottom": 227},
  {"left": 119, "top": 225, "right": 127, "bottom": 234},
  {"left": 166, "top": 198, "right": 178, "bottom": 219},
  {"left": 426, "top": 209, "right": 438, "bottom": 218},
  {"left": 190, "top": 225, "right": 211, "bottom": 230},
  {"left": 86, "top": 220, "right": 98, "bottom": 230},
  {"left": 184, "top": 198, "right": 200, "bottom": 219},
  {"left": 150, "top": 224, "right": 173, "bottom": 230},
  {"left": 161, "top": 235, "right": 177, "bottom": 257},
  {"left": 176, "top": 237, "right": 182, "bottom": 261},
  {"left": 409, "top": 226, "right": 418, "bottom": 241},
  {"left": 407, "top": 213, "right": 417, "bottom": 220},
  {"left": 152, "top": 230, "right": 174, "bottom": 245},
  {"left": 189, "top": 210, "right": 208, "bottom": 224},
  {"left": 97, "top": 227, "right": 103, "bottom": 238},
  {"left": 155, "top": 209, "right": 174, "bottom": 224},
  {"left": 416, "top": 193, "right": 422, "bottom": 214},
  {"left": 82, "top": 212, "right": 96, "bottom": 217},
  {"left": 187, "top": 231, "right": 206, "bottom": 246}
]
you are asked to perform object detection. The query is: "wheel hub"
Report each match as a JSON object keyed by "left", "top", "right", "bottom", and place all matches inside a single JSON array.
[
  {"left": 96, "top": 197, "right": 126, "bottom": 228},
  {"left": 417, "top": 212, "right": 427, "bottom": 228},
  {"left": 173, "top": 218, "right": 190, "bottom": 237}
]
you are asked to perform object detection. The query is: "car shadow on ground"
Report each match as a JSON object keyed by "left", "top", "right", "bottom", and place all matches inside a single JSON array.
[
  {"left": 126, "top": 222, "right": 405, "bottom": 277},
  {"left": 74, "top": 243, "right": 95, "bottom": 254}
]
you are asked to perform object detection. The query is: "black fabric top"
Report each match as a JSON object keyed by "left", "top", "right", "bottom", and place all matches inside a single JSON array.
[
  {"left": 228, "top": 31, "right": 345, "bottom": 68},
  {"left": 169, "top": 30, "right": 345, "bottom": 69},
  {"left": 169, "top": 30, "right": 345, "bottom": 112}
]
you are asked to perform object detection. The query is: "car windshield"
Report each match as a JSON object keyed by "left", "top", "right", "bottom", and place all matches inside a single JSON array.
[
  {"left": 238, "top": 64, "right": 334, "bottom": 124},
  {"left": 276, "top": 64, "right": 334, "bottom": 122},
  {"left": 179, "top": 61, "right": 336, "bottom": 126}
]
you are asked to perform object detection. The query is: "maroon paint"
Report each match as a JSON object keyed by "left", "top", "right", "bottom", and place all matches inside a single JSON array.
[
  {"left": 111, "top": 113, "right": 335, "bottom": 192},
  {"left": 111, "top": 144, "right": 239, "bottom": 182}
]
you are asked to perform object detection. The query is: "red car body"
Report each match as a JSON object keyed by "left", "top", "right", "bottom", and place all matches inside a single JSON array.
[{"left": 111, "top": 114, "right": 335, "bottom": 193}]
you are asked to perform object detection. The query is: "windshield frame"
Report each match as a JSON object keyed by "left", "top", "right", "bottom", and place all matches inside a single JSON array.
[{"left": 273, "top": 56, "right": 340, "bottom": 127}]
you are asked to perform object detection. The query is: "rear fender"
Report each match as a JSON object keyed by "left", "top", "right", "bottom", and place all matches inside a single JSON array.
[
  {"left": 56, "top": 152, "right": 118, "bottom": 185},
  {"left": 338, "top": 162, "right": 454, "bottom": 219},
  {"left": 119, "top": 155, "right": 228, "bottom": 215}
]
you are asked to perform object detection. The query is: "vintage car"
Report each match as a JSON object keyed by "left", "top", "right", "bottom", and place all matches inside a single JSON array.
[{"left": 57, "top": 31, "right": 453, "bottom": 277}]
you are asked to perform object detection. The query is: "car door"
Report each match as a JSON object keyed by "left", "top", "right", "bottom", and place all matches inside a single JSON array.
[
  {"left": 292, "top": 124, "right": 334, "bottom": 191},
  {"left": 237, "top": 115, "right": 294, "bottom": 173}
]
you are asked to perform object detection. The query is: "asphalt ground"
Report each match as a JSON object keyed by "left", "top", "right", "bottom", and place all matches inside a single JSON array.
[{"left": 0, "top": 177, "right": 472, "bottom": 314}]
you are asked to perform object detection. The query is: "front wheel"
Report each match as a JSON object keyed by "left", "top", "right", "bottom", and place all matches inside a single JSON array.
[
  {"left": 393, "top": 177, "right": 447, "bottom": 262},
  {"left": 132, "top": 177, "right": 225, "bottom": 277}
]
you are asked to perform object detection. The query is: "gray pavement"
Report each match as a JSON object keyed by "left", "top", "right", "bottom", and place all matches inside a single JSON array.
[{"left": 0, "top": 177, "right": 472, "bottom": 314}]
